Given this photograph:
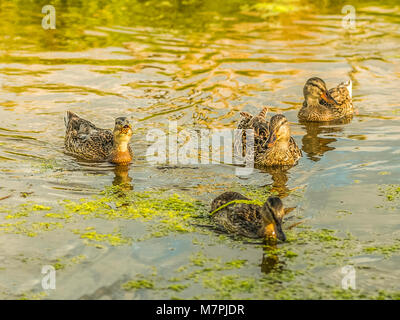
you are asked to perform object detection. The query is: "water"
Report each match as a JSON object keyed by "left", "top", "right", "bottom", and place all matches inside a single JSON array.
[{"left": 0, "top": 0, "right": 400, "bottom": 299}]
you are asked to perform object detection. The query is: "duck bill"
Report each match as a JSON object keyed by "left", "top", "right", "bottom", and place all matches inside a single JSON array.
[
  {"left": 321, "top": 91, "right": 339, "bottom": 106},
  {"left": 120, "top": 125, "right": 132, "bottom": 135},
  {"left": 266, "top": 132, "right": 277, "bottom": 148},
  {"left": 274, "top": 223, "right": 286, "bottom": 242}
]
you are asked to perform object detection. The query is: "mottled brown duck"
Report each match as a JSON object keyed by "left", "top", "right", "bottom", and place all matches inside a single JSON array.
[
  {"left": 210, "top": 191, "right": 286, "bottom": 241},
  {"left": 255, "top": 114, "right": 302, "bottom": 167},
  {"left": 64, "top": 111, "right": 133, "bottom": 164},
  {"left": 298, "top": 77, "right": 353, "bottom": 122}
]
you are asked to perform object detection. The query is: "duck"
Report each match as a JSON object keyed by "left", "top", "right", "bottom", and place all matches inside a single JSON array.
[
  {"left": 254, "top": 114, "right": 302, "bottom": 167},
  {"left": 210, "top": 191, "right": 286, "bottom": 241},
  {"left": 298, "top": 77, "right": 353, "bottom": 122},
  {"left": 64, "top": 111, "right": 133, "bottom": 164}
]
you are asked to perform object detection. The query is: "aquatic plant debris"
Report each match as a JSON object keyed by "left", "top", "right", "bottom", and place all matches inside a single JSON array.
[
  {"left": 1, "top": 184, "right": 400, "bottom": 299},
  {"left": 381, "top": 185, "right": 400, "bottom": 202}
]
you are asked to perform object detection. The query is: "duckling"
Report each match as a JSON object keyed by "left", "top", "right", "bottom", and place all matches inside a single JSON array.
[
  {"left": 64, "top": 111, "right": 133, "bottom": 164},
  {"left": 298, "top": 77, "right": 353, "bottom": 122},
  {"left": 210, "top": 191, "right": 286, "bottom": 241},
  {"left": 255, "top": 114, "right": 302, "bottom": 167}
]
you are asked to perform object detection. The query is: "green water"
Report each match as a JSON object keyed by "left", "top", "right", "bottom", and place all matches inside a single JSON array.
[{"left": 0, "top": 0, "right": 400, "bottom": 299}]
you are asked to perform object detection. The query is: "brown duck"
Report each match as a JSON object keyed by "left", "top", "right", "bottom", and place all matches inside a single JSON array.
[
  {"left": 255, "top": 114, "right": 302, "bottom": 167},
  {"left": 298, "top": 77, "right": 353, "bottom": 122},
  {"left": 235, "top": 108, "right": 301, "bottom": 167},
  {"left": 210, "top": 191, "right": 286, "bottom": 241},
  {"left": 64, "top": 111, "right": 133, "bottom": 164}
]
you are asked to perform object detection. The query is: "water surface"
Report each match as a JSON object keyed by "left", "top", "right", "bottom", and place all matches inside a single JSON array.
[{"left": 0, "top": 0, "right": 400, "bottom": 299}]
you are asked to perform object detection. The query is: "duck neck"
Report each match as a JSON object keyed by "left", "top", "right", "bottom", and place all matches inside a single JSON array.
[
  {"left": 271, "top": 138, "right": 290, "bottom": 150},
  {"left": 110, "top": 137, "right": 132, "bottom": 164},
  {"left": 306, "top": 96, "right": 320, "bottom": 107},
  {"left": 259, "top": 222, "right": 277, "bottom": 240},
  {"left": 115, "top": 140, "right": 129, "bottom": 152}
]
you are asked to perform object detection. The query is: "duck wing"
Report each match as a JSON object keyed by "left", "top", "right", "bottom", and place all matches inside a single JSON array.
[
  {"left": 289, "top": 137, "right": 302, "bottom": 163},
  {"left": 246, "top": 107, "right": 269, "bottom": 140},
  {"left": 213, "top": 202, "right": 263, "bottom": 238},
  {"left": 235, "top": 107, "right": 269, "bottom": 158},
  {"left": 210, "top": 191, "right": 250, "bottom": 213},
  {"left": 65, "top": 111, "right": 114, "bottom": 161},
  {"left": 329, "top": 80, "right": 352, "bottom": 107}
]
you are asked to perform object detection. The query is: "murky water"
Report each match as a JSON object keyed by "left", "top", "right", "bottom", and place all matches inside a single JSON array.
[{"left": 0, "top": 1, "right": 400, "bottom": 299}]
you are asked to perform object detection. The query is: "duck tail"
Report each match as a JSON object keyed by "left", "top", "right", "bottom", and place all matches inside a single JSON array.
[
  {"left": 258, "top": 106, "right": 269, "bottom": 119},
  {"left": 346, "top": 79, "right": 352, "bottom": 98},
  {"left": 65, "top": 111, "right": 78, "bottom": 128},
  {"left": 340, "top": 80, "right": 352, "bottom": 98},
  {"left": 240, "top": 111, "right": 252, "bottom": 119}
]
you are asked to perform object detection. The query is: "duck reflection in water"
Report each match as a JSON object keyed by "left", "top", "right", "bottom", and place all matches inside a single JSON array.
[
  {"left": 300, "top": 116, "right": 352, "bottom": 162},
  {"left": 258, "top": 166, "right": 291, "bottom": 198},
  {"left": 260, "top": 244, "right": 282, "bottom": 274},
  {"left": 112, "top": 164, "right": 133, "bottom": 190},
  {"left": 260, "top": 211, "right": 299, "bottom": 275}
]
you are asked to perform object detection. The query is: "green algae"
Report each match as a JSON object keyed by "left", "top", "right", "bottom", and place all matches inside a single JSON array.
[
  {"left": 0, "top": 220, "right": 63, "bottom": 237},
  {"left": 167, "top": 284, "right": 189, "bottom": 292},
  {"left": 363, "top": 240, "right": 400, "bottom": 257},
  {"left": 51, "top": 255, "right": 87, "bottom": 272},
  {"left": 54, "top": 262, "right": 65, "bottom": 270},
  {"left": 73, "top": 228, "right": 131, "bottom": 247},
  {"left": 19, "top": 291, "right": 48, "bottom": 300},
  {"left": 121, "top": 252, "right": 253, "bottom": 298},
  {"left": 122, "top": 279, "right": 155, "bottom": 290},
  {"left": 0, "top": 185, "right": 208, "bottom": 244},
  {"left": 287, "top": 227, "right": 341, "bottom": 245},
  {"left": 203, "top": 275, "right": 256, "bottom": 298},
  {"left": 31, "top": 159, "right": 60, "bottom": 173},
  {"left": 3, "top": 203, "right": 52, "bottom": 219},
  {"left": 165, "top": 247, "right": 400, "bottom": 299},
  {"left": 284, "top": 250, "right": 298, "bottom": 258},
  {"left": 61, "top": 187, "right": 204, "bottom": 235},
  {"left": 44, "top": 212, "right": 73, "bottom": 220},
  {"left": 224, "top": 259, "right": 247, "bottom": 269},
  {"left": 158, "top": 250, "right": 303, "bottom": 299},
  {"left": 2, "top": 184, "right": 400, "bottom": 299},
  {"left": 240, "top": 185, "right": 275, "bottom": 202},
  {"left": 380, "top": 184, "right": 400, "bottom": 201}
]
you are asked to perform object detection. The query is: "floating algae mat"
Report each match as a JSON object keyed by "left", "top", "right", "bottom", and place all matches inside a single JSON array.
[{"left": 1, "top": 184, "right": 400, "bottom": 299}]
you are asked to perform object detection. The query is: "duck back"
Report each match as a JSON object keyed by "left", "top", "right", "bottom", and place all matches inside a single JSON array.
[{"left": 64, "top": 112, "right": 114, "bottom": 161}]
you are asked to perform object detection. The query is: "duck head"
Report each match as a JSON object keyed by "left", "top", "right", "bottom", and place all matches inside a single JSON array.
[
  {"left": 260, "top": 196, "right": 286, "bottom": 242},
  {"left": 265, "top": 114, "right": 291, "bottom": 148},
  {"left": 303, "top": 77, "right": 339, "bottom": 106},
  {"left": 113, "top": 117, "right": 133, "bottom": 152}
]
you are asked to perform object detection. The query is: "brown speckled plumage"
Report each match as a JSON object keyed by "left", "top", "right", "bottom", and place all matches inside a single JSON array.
[
  {"left": 235, "top": 107, "right": 269, "bottom": 158},
  {"left": 64, "top": 111, "right": 133, "bottom": 164},
  {"left": 210, "top": 191, "right": 286, "bottom": 241},
  {"left": 255, "top": 114, "right": 302, "bottom": 167},
  {"left": 298, "top": 77, "right": 353, "bottom": 122},
  {"left": 235, "top": 108, "right": 301, "bottom": 167}
]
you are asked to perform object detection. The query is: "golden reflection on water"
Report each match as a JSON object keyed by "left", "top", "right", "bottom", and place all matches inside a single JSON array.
[
  {"left": 261, "top": 246, "right": 281, "bottom": 275},
  {"left": 300, "top": 117, "right": 353, "bottom": 162},
  {"left": 113, "top": 165, "right": 133, "bottom": 190}
]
